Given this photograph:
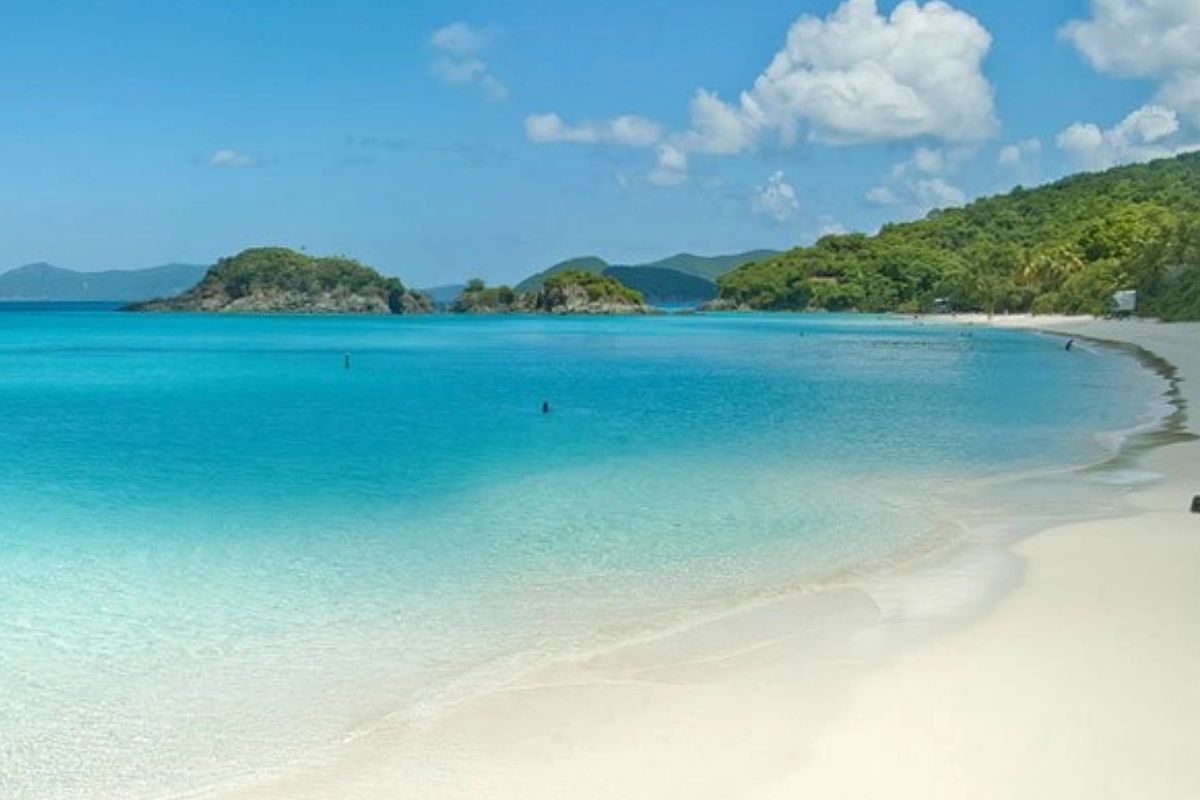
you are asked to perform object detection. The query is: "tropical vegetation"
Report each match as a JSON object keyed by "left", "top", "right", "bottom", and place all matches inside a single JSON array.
[
  {"left": 450, "top": 270, "right": 647, "bottom": 314},
  {"left": 515, "top": 250, "right": 774, "bottom": 303},
  {"left": 129, "top": 247, "right": 430, "bottom": 314},
  {"left": 539, "top": 270, "right": 644, "bottom": 306},
  {"left": 716, "top": 153, "right": 1200, "bottom": 320},
  {"left": 452, "top": 278, "right": 523, "bottom": 312}
]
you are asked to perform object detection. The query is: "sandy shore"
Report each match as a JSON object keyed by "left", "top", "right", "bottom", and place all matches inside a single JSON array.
[{"left": 211, "top": 317, "right": 1200, "bottom": 800}]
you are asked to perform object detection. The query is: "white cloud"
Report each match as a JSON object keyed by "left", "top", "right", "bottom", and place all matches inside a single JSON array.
[
  {"left": 1057, "top": 104, "right": 1198, "bottom": 169},
  {"left": 998, "top": 137, "right": 1042, "bottom": 166},
  {"left": 524, "top": 113, "right": 663, "bottom": 146},
  {"left": 913, "top": 176, "right": 966, "bottom": 208},
  {"left": 679, "top": 89, "right": 763, "bottom": 155},
  {"left": 649, "top": 144, "right": 689, "bottom": 186},
  {"left": 1058, "top": 1, "right": 1200, "bottom": 166},
  {"left": 1060, "top": 0, "right": 1200, "bottom": 80},
  {"left": 912, "top": 146, "right": 945, "bottom": 174},
  {"left": 431, "top": 21, "right": 486, "bottom": 57},
  {"left": 609, "top": 115, "right": 663, "bottom": 147},
  {"left": 752, "top": 170, "right": 800, "bottom": 222},
  {"left": 868, "top": 145, "right": 966, "bottom": 212},
  {"left": 1159, "top": 73, "right": 1200, "bottom": 127},
  {"left": 430, "top": 22, "right": 508, "bottom": 102},
  {"left": 523, "top": 0, "right": 997, "bottom": 187},
  {"left": 210, "top": 149, "right": 254, "bottom": 168},
  {"left": 866, "top": 185, "right": 899, "bottom": 205},
  {"left": 525, "top": 113, "right": 598, "bottom": 144},
  {"left": 677, "top": 0, "right": 996, "bottom": 154},
  {"left": 817, "top": 215, "right": 848, "bottom": 236}
]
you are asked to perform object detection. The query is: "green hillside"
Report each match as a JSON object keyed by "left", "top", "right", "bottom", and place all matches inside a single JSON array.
[
  {"left": 129, "top": 247, "right": 429, "bottom": 314},
  {"left": 636, "top": 250, "right": 778, "bottom": 281},
  {"left": 537, "top": 270, "right": 644, "bottom": 312},
  {"left": 0, "top": 262, "right": 207, "bottom": 301},
  {"left": 514, "top": 249, "right": 776, "bottom": 298},
  {"left": 604, "top": 266, "right": 717, "bottom": 304},
  {"left": 514, "top": 256, "right": 609, "bottom": 293},
  {"left": 717, "top": 153, "right": 1200, "bottom": 320}
]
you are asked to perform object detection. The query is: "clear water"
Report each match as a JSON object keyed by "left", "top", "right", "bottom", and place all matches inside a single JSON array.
[{"left": 0, "top": 311, "right": 1164, "bottom": 799}]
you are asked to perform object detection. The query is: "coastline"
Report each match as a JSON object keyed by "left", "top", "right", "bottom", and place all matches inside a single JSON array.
[
  {"left": 203, "top": 316, "right": 1200, "bottom": 800},
  {"left": 749, "top": 316, "right": 1200, "bottom": 799}
]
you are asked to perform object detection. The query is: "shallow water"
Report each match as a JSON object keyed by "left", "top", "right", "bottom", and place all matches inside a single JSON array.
[{"left": 0, "top": 311, "right": 1165, "bottom": 799}]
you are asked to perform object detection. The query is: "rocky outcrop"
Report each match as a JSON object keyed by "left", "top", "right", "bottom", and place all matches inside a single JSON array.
[
  {"left": 450, "top": 280, "right": 533, "bottom": 314},
  {"left": 532, "top": 271, "right": 649, "bottom": 315},
  {"left": 127, "top": 247, "right": 430, "bottom": 314},
  {"left": 447, "top": 272, "right": 650, "bottom": 315},
  {"left": 698, "top": 297, "right": 751, "bottom": 312}
]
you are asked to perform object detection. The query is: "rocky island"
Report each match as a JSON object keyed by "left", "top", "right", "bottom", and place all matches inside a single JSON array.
[
  {"left": 451, "top": 278, "right": 527, "bottom": 313},
  {"left": 451, "top": 270, "right": 649, "bottom": 315},
  {"left": 127, "top": 247, "right": 430, "bottom": 314}
]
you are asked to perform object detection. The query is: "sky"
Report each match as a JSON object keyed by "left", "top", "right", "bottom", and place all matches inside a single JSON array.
[{"left": 1, "top": 0, "right": 1198, "bottom": 286}]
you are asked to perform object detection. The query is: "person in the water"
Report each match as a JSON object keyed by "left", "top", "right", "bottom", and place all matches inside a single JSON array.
[
  {"left": 343, "top": 352, "right": 351, "bottom": 369},
  {"left": 1065, "top": 339, "right": 1074, "bottom": 351},
  {"left": 541, "top": 401, "right": 550, "bottom": 414}
]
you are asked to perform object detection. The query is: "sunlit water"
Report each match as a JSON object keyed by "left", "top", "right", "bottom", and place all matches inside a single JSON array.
[{"left": 0, "top": 310, "right": 1166, "bottom": 799}]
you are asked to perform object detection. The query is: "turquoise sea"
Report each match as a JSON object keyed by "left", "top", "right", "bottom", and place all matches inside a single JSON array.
[{"left": 0, "top": 310, "right": 1166, "bottom": 799}]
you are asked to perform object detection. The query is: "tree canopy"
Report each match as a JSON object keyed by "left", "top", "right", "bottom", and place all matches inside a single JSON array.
[{"left": 717, "top": 153, "right": 1200, "bottom": 320}]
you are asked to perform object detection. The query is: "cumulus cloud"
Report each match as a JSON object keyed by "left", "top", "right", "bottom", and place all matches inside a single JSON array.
[
  {"left": 912, "top": 176, "right": 966, "bottom": 208},
  {"left": 752, "top": 171, "right": 800, "bottom": 222},
  {"left": 867, "top": 146, "right": 966, "bottom": 212},
  {"left": 677, "top": 0, "right": 996, "bottom": 156},
  {"left": 866, "top": 185, "right": 899, "bottom": 205},
  {"left": 817, "top": 215, "right": 848, "bottom": 237},
  {"left": 649, "top": 144, "right": 689, "bottom": 186},
  {"left": 210, "top": 149, "right": 254, "bottom": 168},
  {"left": 524, "top": 113, "right": 663, "bottom": 146},
  {"left": 522, "top": 0, "right": 996, "bottom": 187},
  {"left": 998, "top": 137, "right": 1042, "bottom": 166},
  {"left": 430, "top": 22, "right": 508, "bottom": 102},
  {"left": 431, "top": 21, "right": 486, "bottom": 57},
  {"left": 1056, "top": 105, "right": 1198, "bottom": 170},
  {"left": 1058, "top": 1, "right": 1200, "bottom": 166},
  {"left": 1060, "top": 0, "right": 1200, "bottom": 81}
]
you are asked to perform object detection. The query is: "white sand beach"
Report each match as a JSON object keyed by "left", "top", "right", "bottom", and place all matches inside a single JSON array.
[{"left": 213, "top": 318, "right": 1200, "bottom": 800}]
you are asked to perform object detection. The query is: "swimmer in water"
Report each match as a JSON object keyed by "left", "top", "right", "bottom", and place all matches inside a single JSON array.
[
  {"left": 344, "top": 352, "right": 351, "bottom": 369},
  {"left": 1065, "top": 339, "right": 1074, "bottom": 352},
  {"left": 541, "top": 401, "right": 550, "bottom": 414}
]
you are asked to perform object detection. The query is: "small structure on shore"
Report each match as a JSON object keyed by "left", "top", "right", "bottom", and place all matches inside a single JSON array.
[{"left": 1111, "top": 289, "right": 1137, "bottom": 318}]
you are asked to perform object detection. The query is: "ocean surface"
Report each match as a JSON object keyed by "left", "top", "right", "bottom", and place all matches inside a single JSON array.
[{"left": 0, "top": 310, "right": 1166, "bottom": 799}]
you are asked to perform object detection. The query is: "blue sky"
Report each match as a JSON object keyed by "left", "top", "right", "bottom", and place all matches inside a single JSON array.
[{"left": 1, "top": 0, "right": 1197, "bottom": 286}]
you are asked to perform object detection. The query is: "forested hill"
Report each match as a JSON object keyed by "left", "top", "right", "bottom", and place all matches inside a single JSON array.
[
  {"left": 0, "top": 262, "right": 206, "bottom": 301},
  {"left": 515, "top": 250, "right": 776, "bottom": 302},
  {"left": 129, "top": 248, "right": 430, "bottom": 314},
  {"left": 716, "top": 152, "right": 1200, "bottom": 320}
]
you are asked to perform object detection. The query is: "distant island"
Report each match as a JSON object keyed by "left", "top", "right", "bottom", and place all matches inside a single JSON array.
[
  {"left": 128, "top": 248, "right": 431, "bottom": 314},
  {"left": 452, "top": 270, "right": 648, "bottom": 315},
  {"left": 514, "top": 250, "right": 776, "bottom": 305},
  {"left": 713, "top": 152, "right": 1200, "bottom": 321},
  {"left": 421, "top": 283, "right": 467, "bottom": 308},
  {"left": 0, "top": 262, "right": 207, "bottom": 302}
]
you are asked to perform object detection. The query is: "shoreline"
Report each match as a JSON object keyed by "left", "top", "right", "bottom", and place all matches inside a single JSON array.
[{"left": 201, "top": 316, "right": 1200, "bottom": 800}]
